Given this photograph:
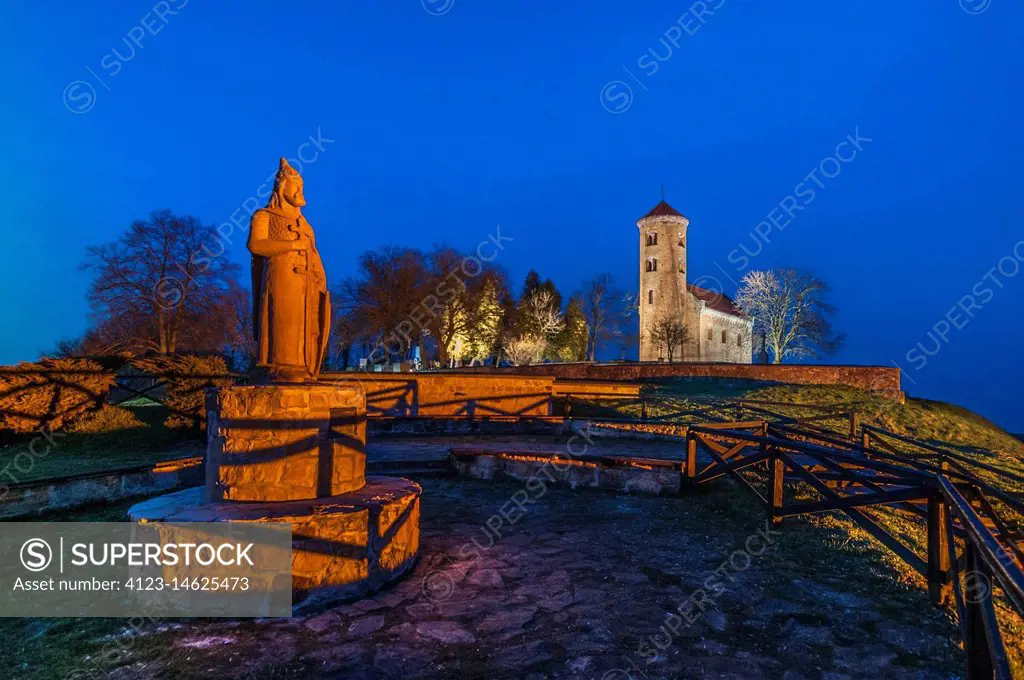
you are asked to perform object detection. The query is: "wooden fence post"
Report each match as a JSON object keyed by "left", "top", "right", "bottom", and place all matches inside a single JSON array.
[
  {"left": 927, "top": 493, "right": 951, "bottom": 605},
  {"left": 849, "top": 412, "right": 859, "bottom": 438},
  {"left": 768, "top": 444, "right": 784, "bottom": 525},
  {"left": 963, "top": 544, "right": 995, "bottom": 679},
  {"left": 685, "top": 432, "right": 697, "bottom": 483},
  {"left": 861, "top": 428, "right": 871, "bottom": 453}
]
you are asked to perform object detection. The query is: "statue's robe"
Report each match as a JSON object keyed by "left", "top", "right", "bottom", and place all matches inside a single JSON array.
[{"left": 249, "top": 208, "right": 330, "bottom": 381}]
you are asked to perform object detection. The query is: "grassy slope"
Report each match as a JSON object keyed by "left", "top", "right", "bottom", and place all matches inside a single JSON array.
[
  {"left": 642, "top": 378, "right": 1024, "bottom": 471},
  {"left": 643, "top": 378, "right": 1024, "bottom": 675},
  {"left": 0, "top": 402, "right": 201, "bottom": 482}
]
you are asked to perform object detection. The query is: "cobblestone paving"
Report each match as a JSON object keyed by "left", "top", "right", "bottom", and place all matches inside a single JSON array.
[{"left": 113, "top": 475, "right": 961, "bottom": 680}]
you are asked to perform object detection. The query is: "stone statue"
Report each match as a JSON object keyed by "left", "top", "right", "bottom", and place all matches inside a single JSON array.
[{"left": 248, "top": 158, "right": 330, "bottom": 382}]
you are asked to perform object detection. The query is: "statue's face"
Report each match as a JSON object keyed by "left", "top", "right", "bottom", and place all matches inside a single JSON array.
[{"left": 280, "top": 177, "right": 306, "bottom": 208}]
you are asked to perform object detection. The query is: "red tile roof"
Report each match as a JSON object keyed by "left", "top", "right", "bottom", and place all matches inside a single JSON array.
[
  {"left": 688, "top": 283, "right": 746, "bottom": 318},
  {"left": 640, "top": 200, "right": 686, "bottom": 220}
]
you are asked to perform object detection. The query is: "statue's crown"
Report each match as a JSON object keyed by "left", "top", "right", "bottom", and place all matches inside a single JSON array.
[{"left": 275, "top": 157, "right": 301, "bottom": 182}]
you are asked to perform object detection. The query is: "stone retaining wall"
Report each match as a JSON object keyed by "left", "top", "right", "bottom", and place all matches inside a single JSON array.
[
  {"left": 449, "top": 448, "right": 684, "bottom": 495},
  {"left": 447, "top": 362, "right": 901, "bottom": 396},
  {"left": 322, "top": 373, "right": 557, "bottom": 418},
  {"left": 321, "top": 373, "right": 643, "bottom": 419},
  {"left": 0, "top": 456, "right": 204, "bottom": 519}
]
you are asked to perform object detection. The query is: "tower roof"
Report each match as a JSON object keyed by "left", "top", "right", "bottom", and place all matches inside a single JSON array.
[{"left": 640, "top": 200, "right": 687, "bottom": 221}]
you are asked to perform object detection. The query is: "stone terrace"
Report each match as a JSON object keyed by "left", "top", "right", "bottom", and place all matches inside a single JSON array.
[{"left": 76, "top": 475, "right": 962, "bottom": 680}]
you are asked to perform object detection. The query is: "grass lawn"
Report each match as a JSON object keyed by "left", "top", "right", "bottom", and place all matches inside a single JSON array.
[
  {"left": 0, "top": 402, "right": 202, "bottom": 483},
  {"left": 629, "top": 378, "right": 1023, "bottom": 474}
]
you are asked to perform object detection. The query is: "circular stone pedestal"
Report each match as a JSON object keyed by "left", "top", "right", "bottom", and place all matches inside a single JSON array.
[{"left": 129, "top": 476, "right": 421, "bottom": 608}]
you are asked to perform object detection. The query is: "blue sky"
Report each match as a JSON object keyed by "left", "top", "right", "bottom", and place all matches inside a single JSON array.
[{"left": 1, "top": 0, "right": 1021, "bottom": 430}]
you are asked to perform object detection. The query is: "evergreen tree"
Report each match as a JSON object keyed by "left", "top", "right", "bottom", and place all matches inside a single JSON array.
[{"left": 553, "top": 296, "right": 588, "bottom": 362}]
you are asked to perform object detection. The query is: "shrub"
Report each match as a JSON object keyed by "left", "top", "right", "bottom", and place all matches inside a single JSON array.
[
  {"left": 0, "top": 358, "right": 116, "bottom": 434},
  {"left": 68, "top": 404, "right": 146, "bottom": 434},
  {"left": 130, "top": 354, "right": 236, "bottom": 430}
]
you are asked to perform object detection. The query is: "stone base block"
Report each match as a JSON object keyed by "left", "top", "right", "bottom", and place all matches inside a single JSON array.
[
  {"left": 206, "top": 383, "right": 367, "bottom": 502},
  {"left": 129, "top": 476, "right": 421, "bottom": 607}
]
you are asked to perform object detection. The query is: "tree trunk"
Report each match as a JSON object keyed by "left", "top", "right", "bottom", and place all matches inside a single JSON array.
[{"left": 157, "top": 311, "right": 169, "bottom": 354}]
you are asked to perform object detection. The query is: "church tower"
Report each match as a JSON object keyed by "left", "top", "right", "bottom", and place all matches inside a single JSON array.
[{"left": 638, "top": 200, "right": 689, "bottom": 361}]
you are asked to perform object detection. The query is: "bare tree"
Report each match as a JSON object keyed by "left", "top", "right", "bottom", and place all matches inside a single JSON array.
[
  {"left": 328, "top": 303, "right": 360, "bottom": 371},
  {"left": 581, "top": 273, "right": 622, "bottom": 361},
  {"left": 500, "top": 289, "right": 564, "bottom": 365},
  {"left": 735, "top": 269, "right": 843, "bottom": 364},
  {"left": 345, "top": 247, "right": 428, "bottom": 363},
  {"left": 82, "top": 210, "right": 241, "bottom": 354},
  {"left": 524, "top": 290, "right": 564, "bottom": 337},
  {"left": 424, "top": 247, "right": 472, "bottom": 365},
  {"left": 503, "top": 334, "right": 547, "bottom": 366},
  {"left": 219, "top": 281, "right": 257, "bottom": 370},
  {"left": 648, "top": 313, "right": 688, "bottom": 362}
]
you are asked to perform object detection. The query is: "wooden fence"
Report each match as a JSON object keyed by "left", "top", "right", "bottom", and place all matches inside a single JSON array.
[{"left": 686, "top": 419, "right": 1024, "bottom": 679}]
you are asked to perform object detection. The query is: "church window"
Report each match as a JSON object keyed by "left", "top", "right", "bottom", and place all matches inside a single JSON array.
[
  {"left": 648, "top": 289, "right": 654, "bottom": 305},
  {"left": 678, "top": 233, "right": 685, "bottom": 247},
  {"left": 721, "top": 330, "right": 727, "bottom": 343},
  {"left": 646, "top": 232, "right": 658, "bottom": 246},
  {"left": 707, "top": 328, "right": 713, "bottom": 341},
  {"left": 646, "top": 258, "right": 657, "bottom": 272},
  {"left": 737, "top": 334, "right": 742, "bottom": 347}
]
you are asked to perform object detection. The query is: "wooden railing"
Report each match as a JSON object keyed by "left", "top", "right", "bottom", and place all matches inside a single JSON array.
[{"left": 685, "top": 420, "right": 1024, "bottom": 679}]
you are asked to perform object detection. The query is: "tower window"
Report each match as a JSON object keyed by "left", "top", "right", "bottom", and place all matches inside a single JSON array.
[
  {"left": 646, "top": 232, "right": 658, "bottom": 246},
  {"left": 678, "top": 233, "right": 685, "bottom": 247},
  {"left": 737, "top": 334, "right": 742, "bottom": 347},
  {"left": 679, "top": 261, "right": 685, "bottom": 273},
  {"left": 707, "top": 328, "right": 713, "bottom": 341},
  {"left": 646, "top": 258, "right": 658, "bottom": 272},
  {"left": 648, "top": 289, "right": 654, "bottom": 305},
  {"left": 721, "top": 330, "right": 727, "bottom": 344}
]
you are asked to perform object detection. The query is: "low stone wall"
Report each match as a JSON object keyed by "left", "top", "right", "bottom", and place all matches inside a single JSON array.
[
  {"left": 322, "top": 373, "right": 557, "bottom": 418},
  {"left": 449, "top": 448, "right": 684, "bottom": 496},
  {"left": 368, "top": 417, "right": 566, "bottom": 436},
  {"left": 321, "top": 373, "right": 644, "bottom": 419},
  {"left": 448, "top": 362, "right": 901, "bottom": 396},
  {"left": 0, "top": 456, "right": 204, "bottom": 519},
  {"left": 551, "top": 379, "right": 642, "bottom": 398}
]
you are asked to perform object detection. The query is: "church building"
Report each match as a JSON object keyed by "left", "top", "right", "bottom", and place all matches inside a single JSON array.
[{"left": 638, "top": 200, "right": 753, "bottom": 363}]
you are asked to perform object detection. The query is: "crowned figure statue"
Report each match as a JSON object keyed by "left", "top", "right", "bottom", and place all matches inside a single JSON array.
[{"left": 248, "top": 158, "right": 330, "bottom": 382}]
